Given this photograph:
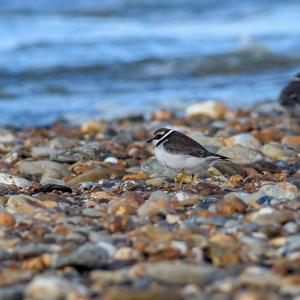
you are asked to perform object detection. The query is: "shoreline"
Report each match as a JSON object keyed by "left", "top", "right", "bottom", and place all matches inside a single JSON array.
[{"left": 0, "top": 100, "right": 300, "bottom": 299}]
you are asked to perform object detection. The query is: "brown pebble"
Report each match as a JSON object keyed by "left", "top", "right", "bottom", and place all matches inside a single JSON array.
[
  {"left": 281, "top": 135, "right": 300, "bottom": 145},
  {"left": 0, "top": 211, "right": 16, "bottom": 228}
]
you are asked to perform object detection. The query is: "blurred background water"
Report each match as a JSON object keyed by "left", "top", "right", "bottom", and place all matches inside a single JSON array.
[{"left": 0, "top": 0, "right": 300, "bottom": 126}]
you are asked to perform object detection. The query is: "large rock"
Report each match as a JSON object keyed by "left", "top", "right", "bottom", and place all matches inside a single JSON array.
[
  {"left": 225, "top": 133, "right": 261, "bottom": 150},
  {"left": 217, "top": 145, "right": 263, "bottom": 163}
]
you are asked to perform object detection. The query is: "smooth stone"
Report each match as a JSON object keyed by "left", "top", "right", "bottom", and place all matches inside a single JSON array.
[
  {"left": 104, "top": 156, "right": 118, "bottom": 164},
  {"left": 25, "top": 275, "right": 87, "bottom": 300},
  {"left": 224, "top": 133, "right": 261, "bottom": 150},
  {"left": 102, "top": 287, "right": 182, "bottom": 300},
  {"left": 6, "top": 194, "right": 46, "bottom": 216},
  {"left": 149, "top": 190, "right": 170, "bottom": 202},
  {"left": 146, "top": 177, "right": 169, "bottom": 188},
  {"left": 250, "top": 207, "right": 294, "bottom": 225},
  {"left": 82, "top": 207, "right": 103, "bottom": 217},
  {"left": 0, "top": 210, "right": 16, "bottom": 227},
  {"left": 281, "top": 136, "right": 300, "bottom": 146},
  {"left": 208, "top": 235, "right": 241, "bottom": 266},
  {"left": 213, "top": 161, "right": 247, "bottom": 177},
  {"left": 240, "top": 267, "right": 283, "bottom": 289},
  {"left": 50, "top": 142, "right": 110, "bottom": 162},
  {"left": 283, "top": 222, "right": 298, "bottom": 234},
  {"left": 261, "top": 143, "right": 290, "bottom": 160},
  {"left": 39, "top": 177, "right": 72, "bottom": 192},
  {"left": 217, "top": 145, "right": 263, "bottom": 163},
  {"left": 142, "top": 158, "right": 177, "bottom": 179},
  {"left": 90, "top": 268, "right": 132, "bottom": 284},
  {"left": 68, "top": 167, "right": 109, "bottom": 185},
  {"left": 17, "top": 160, "right": 69, "bottom": 180},
  {"left": 50, "top": 137, "right": 76, "bottom": 148},
  {"left": 144, "top": 261, "right": 220, "bottom": 285},
  {"left": 114, "top": 247, "right": 141, "bottom": 261},
  {"left": 137, "top": 191, "right": 170, "bottom": 217},
  {"left": 112, "top": 130, "right": 135, "bottom": 146},
  {"left": 186, "top": 101, "right": 228, "bottom": 119},
  {"left": 52, "top": 243, "right": 109, "bottom": 268},
  {"left": 0, "top": 173, "right": 32, "bottom": 189},
  {"left": 242, "top": 182, "right": 298, "bottom": 202},
  {"left": 11, "top": 243, "right": 60, "bottom": 258},
  {"left": 277, "top": 235, "right": 300, "bottom": 253},
  {"left": 31, "top": 146, "right": 61, "bottom": 159},
  {"left": 81, "top": 120, "right": 106, "bottom": 134}
]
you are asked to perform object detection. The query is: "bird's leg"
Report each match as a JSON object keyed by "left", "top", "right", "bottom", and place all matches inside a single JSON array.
[
  {"left": 176, "top": 171, "right": 185, "bottom": 189},
  {"left": 189, "top": 173, "right": 196, "bottom": 188}
]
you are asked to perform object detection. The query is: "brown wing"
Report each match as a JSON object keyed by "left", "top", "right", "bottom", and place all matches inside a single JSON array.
[{"left": 163, "top": 131, "right": 228, "bottom": 159}]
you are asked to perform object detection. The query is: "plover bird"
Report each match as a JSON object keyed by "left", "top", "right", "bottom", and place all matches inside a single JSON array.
[
  {"left": 279, "top": 72, "right": 300, "bottom": 116},
  {"left": 147, "top": 128, "right": 229, "bottom": 187}
]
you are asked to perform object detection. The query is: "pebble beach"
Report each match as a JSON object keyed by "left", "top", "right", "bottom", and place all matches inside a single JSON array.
[{"left": 1, "top": 100, "right": 300, "bottom": 300}]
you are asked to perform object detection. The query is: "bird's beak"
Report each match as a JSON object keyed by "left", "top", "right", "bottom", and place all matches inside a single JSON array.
[{"left": 147, "top": 137, "right": 154, "bottom": 143}]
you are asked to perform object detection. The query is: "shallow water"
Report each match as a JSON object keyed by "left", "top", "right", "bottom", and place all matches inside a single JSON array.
[{"left": 0, "top": 0, "right": 300, "bottom": 126}]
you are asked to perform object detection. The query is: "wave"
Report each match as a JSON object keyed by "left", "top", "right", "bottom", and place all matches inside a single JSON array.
[
  {"left": 1, "top": 43, "right": 300, "bottom": 80},
  {"left": 192, "top": 43, "right": 300, "bottom": 76}
]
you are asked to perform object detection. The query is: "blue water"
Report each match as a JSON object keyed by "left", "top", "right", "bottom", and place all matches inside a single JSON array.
[{"left": 0, "top": 0, "right": 300, "bottom": 126}]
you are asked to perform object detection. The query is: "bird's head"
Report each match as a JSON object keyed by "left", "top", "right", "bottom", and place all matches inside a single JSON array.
[{"left": 147, "top": 128, "right": 172, "bottom": 145}]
